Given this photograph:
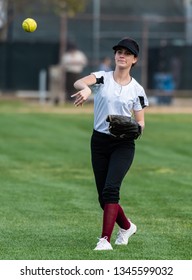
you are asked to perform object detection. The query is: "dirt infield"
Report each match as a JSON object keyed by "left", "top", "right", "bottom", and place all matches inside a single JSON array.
[
  {"left": 38, "top": 97, "right": 192, "bottom": 114},
  {"left": 21, "top": 104, "right": 192, "bottom": 114},
  {"left": 34, "top": 97, "right": 192, "bottom": 114},
  {"left": 0, "top": 96, "right": 192, "bottom": 114}
]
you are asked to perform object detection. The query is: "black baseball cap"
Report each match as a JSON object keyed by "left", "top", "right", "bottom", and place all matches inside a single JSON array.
[{"left": 112, "top": 37, "right": 139, "bottom": 57}]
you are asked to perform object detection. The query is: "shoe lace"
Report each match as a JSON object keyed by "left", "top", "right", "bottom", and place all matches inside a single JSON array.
[
  {"left": 116, "top": 230, "right": 126, "bottom": 242},
  {"left": 96, "top": 236, "right": 108, "bottom": 247}
]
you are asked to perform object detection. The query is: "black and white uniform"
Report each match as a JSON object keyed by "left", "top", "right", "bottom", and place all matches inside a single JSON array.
[{"left": 90, "top": 71, "right": 149, "bottom": 209}]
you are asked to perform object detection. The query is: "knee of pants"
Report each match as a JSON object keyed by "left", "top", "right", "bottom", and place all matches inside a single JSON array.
[
  {"left": 98, "top": 197, "right": 105, "bottom": 210},
  {"left": 102, "top": 185, "right": 120, "bottom": 204}
]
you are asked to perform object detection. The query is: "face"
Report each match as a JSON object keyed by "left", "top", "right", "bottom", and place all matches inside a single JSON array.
[{"left": 114, "top": 48, "right": 138, "bottom": 68}]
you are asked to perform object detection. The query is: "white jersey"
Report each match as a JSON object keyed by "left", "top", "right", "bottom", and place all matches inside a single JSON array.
[{"left": 91, "top": 71, "right": 149, "bottom": 134}]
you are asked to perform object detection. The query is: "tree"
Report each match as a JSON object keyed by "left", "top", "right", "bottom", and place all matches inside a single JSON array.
[
  {"left": 0, "top": 0, "right": 88, "bottom": 101},
  {"left": 1, "top": 0, "right": 88, "bottom": 57},
  {"left": 8, "top": 0, "right": 87, "bottom": 16}
]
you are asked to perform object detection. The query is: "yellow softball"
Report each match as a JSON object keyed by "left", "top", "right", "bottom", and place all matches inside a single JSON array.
[{"left": 22, "top": 18, "right": 37, "bottom": 32}]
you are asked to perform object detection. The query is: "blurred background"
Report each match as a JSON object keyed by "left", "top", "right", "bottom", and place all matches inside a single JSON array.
[{"left": 0, "top": 0, "right": 192, "bottom": 106}]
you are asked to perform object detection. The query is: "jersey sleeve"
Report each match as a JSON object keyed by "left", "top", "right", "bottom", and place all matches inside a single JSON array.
[
  {"left": 133, "top": 87, "right": 149, "bottom": 111},
  {"left": 91, "top": 71, "right": 105, "bottom": 81},
  {"left": 90, "top": 71, "right": 106, "bottom": 93}
]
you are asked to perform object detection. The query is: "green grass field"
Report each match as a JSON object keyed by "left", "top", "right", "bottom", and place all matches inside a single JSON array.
[{"left": 0, "top": 100, "right": 191, "bottom": 260}]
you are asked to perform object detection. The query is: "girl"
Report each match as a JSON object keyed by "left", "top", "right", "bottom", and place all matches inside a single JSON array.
[{"left": 71, "top": 37, "right": 149, "bottom": 250}]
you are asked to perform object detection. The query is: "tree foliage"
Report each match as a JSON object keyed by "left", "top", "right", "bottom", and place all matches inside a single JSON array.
[{"left": 9, "top": 0, "right": 88, "bottom": 16}]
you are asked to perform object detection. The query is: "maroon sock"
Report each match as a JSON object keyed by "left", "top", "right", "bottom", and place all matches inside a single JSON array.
[
  {"left": 116, "top": 204, "right": 131, "bottom": 230},
  {"left": 101, "top": 203, "right": 119, "bottom": 242}
]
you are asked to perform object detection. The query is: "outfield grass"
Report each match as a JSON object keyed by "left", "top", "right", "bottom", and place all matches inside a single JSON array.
[{"left": 0, "top": 101, "right": 191, "bottom": 260}]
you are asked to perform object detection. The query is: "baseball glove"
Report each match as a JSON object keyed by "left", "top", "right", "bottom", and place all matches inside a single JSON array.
[{"left": 106, "top": 115, "right": 142, "bottom": 140}]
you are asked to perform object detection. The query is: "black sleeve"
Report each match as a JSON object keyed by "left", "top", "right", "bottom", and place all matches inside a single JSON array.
[
  {"left": 138, "top": 96, "right": 147, "bottom": 108},
  {"left": 95, "top": 76, "right": 104, "bottom": 84}
]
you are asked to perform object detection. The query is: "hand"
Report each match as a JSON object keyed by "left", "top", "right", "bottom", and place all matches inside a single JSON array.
[{"left": 71, "top": 87, "right": 91, "bottom": 106}]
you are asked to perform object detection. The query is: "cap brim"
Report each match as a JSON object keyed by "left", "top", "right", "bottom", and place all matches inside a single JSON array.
[{"left": 112, "top": 45, "right": 137, "bottom": 56}]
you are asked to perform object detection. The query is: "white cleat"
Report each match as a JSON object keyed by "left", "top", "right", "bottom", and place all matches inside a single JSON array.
[
  {"left": 94, "top": 236, "right": 113, "bottom": 250},
  {"left": 115, "top": 221, "right": 137, "bottom": 245}
]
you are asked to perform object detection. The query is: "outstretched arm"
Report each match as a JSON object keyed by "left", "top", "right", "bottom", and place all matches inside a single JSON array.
[{"left": 71, "top": 74, "right": 97, "bottom": 106}]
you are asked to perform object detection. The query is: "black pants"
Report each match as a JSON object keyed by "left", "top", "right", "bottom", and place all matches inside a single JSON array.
[{"left": 91, "top": 130, "right": 135, "bottom": 209}]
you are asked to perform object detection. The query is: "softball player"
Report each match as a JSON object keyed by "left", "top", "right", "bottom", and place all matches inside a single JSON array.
[{"left": 72, "top": 37, "right": 149, "bottom": 250}]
